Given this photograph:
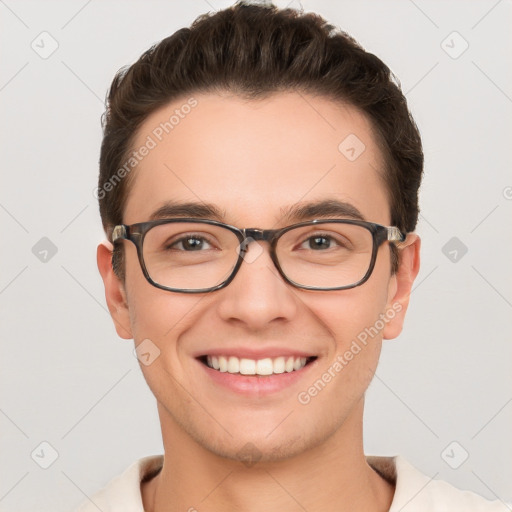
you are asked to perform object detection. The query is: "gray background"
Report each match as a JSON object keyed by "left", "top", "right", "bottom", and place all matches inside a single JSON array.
[{"left": 0, "top": 1, "right": 511, "bottom": 510}]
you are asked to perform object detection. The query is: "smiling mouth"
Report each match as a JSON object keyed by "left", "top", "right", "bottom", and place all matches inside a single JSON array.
[{"left": 198, "top": 355, "right": 317, "bottom": 376}]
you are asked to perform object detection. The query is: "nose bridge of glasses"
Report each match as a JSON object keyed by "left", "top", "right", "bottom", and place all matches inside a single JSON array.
[{"left": 240, "top": 228, "right": 276, "bottom": 250}]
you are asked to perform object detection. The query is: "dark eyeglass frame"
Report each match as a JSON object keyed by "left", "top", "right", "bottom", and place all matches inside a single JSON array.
[{"left": 111, "top": 218, "right": 406, "bottom": 293}]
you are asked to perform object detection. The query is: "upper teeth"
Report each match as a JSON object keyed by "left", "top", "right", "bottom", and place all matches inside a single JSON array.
[{"left": 206, "top": 355, "right": 308, "bottom": 375}]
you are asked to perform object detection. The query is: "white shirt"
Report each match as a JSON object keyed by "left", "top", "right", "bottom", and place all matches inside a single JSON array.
[{"left": 74, "top": 454, "right": 509, "bottom": 511}]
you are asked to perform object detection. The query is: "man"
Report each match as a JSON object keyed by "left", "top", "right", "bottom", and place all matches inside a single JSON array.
[{"left": 76, "top": 2, "right": 507, "bottom": 511}]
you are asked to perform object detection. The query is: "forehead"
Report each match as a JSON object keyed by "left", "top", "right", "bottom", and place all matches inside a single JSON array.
[{"left": 123, "top": 91, "right": 390, "bottom": 226}]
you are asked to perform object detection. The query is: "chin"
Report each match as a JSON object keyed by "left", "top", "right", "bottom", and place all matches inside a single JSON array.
[
  {"left": 205, "top": 433, "right": 312, "bottom": 465},
  {"left": 184, "top": 413, "right": 336, "bottom": 466}
]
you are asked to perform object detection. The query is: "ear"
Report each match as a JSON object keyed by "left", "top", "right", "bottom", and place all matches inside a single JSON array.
[
  {"left": 382, "top": 234, "right": 421, "bottom": 340},
  {"left": 97, "top": 240, "right": 133, "bottom": 340}
]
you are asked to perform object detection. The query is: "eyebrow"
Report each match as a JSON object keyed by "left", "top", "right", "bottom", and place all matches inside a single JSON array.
[
  {"left": 149, "top": 201, "right": 226, "bottom": 221},
  {"left": 148, "top": 198, "right": 365, "bottom": 224},
  {"left": 279, "top": 199, "right": 366, "bottom": 223}
]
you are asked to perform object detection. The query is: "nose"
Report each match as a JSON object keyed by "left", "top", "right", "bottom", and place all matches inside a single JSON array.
[{"left": 215, "top": 239, "right": 298, "bottom": 329}]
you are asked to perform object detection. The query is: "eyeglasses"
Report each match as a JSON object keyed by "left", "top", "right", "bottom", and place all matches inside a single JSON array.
[{"left": 111, "top": 218, "right": 406, "bottom": 293}]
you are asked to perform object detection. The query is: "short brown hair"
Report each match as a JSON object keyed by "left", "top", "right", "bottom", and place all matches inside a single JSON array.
[{"left": 99, "top": 1, "right": 423, "bottom": 276}]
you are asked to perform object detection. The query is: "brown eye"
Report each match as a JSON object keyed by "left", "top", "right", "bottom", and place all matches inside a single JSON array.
[
  {"left": 303, "top": 235, "right": 333, "bottom": 250},
  {"left": 167, "top": 235, "right": 214, "bottom": 251}
]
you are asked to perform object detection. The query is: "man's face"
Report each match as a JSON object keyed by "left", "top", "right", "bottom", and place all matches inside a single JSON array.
[{"left": 102, "top": 92, "right": 415, "bottom": 462}]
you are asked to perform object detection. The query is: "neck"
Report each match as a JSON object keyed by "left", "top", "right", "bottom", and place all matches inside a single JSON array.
[{"left": 142, "top": 400, "right": 395, "bottom": 512}]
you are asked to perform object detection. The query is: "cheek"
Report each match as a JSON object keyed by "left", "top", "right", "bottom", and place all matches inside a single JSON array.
[
  {"left": 310, "top": 278, "right": 391, "bottom": 346},
  {"left": 127, "top": 285, "right": 201, "bottom": 345},
  {"left": 305, "top": 271, "right": 392, "bottom": 385},
  {"left": 123, "top": 250, "right": 202, "bottom": 357},
  {"left": 124, "top": 281, "right": 206, "bottom": 406}
]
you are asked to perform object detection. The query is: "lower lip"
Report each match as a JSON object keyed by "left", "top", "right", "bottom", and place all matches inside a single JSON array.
[{"left": 197, "top": 358, "right": 317, "bottom": 396}]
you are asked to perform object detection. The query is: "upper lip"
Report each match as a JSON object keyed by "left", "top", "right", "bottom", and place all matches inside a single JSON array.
[{"left": 194, "top": 347, "right": 317, "bottom": 360}]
